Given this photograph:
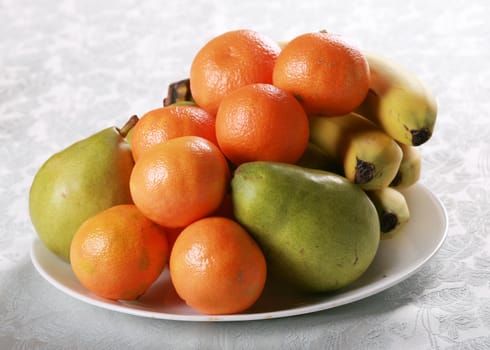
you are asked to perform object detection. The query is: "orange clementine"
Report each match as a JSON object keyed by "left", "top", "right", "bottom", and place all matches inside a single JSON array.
[
  {"left": 215, "top": 83, "right": 309, "bottom": 165},
  {"left": 190, "top": 29, "right": 281, "bottom": 115},
  {"left": 70, "top": 204, "right": 169, "bottom": 300},
  {"left": 169, "top": 216, "right": 267, "bottom": 315},
  {"left": 273, "top": 31, "right": 370, "bottom": 116},
  {"left": 129, "top": 136, "right": 230, "bottom": 228},
  {"left": 130, "top": 105, "right": 217, "bottom": 161}
]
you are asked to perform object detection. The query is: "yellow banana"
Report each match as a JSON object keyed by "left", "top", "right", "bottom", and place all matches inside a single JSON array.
[
  {"left": 295, "top": 142, "right": 342, "bottom": 173},
  {"left": 366, "top": 187, "right": 410, "bottom": 239},
  {"left": 309, "top": 112, "right": 403, "bottom": 190},
  {"left": 390, "top": 143, "right": 421, "bottom": 189},
  {"left": 356, "top": 52, "right": 438, "bottom": 146}
]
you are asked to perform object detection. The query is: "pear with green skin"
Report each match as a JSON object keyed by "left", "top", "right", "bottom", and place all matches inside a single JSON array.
[
  {"left": 29, "top": 116, "right": 138, "bottom": 262},
  {"left": 231, "top": 161, "right": 380, "bottom": 293}
]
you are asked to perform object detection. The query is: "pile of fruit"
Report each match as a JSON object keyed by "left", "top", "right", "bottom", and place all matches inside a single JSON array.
[{"left": 29, "top": 29, "right": 437, "bottom": 315}]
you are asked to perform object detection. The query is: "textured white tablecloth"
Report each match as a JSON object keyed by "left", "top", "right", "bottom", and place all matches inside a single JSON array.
[{"left": 1, "top": 0, "right": 489, "bottom": 349}]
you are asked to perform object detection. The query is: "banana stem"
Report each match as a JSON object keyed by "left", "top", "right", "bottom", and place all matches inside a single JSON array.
[
  {"left": 117, "top": 115, "right": 139, "bottom": 138},
  {"left": 163, "top": 78, "right": 193, "bottom": 106}
]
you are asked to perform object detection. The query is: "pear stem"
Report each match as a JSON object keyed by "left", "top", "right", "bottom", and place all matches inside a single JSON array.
[{"left": 117, "top": 115, "right": 139, "bottom": 138}]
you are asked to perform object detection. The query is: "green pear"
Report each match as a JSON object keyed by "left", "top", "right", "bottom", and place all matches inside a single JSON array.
[
  {"left": 29, "top": 115, "right": 138, "bottom": 262},
  {"left": 231, "top": 161, "right": 380, "bottom": 293}
]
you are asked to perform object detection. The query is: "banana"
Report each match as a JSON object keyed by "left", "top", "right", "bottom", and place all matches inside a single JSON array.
[
  {"left": 356, "top": 52, "right": 438, "bottom": 146},
  {"left": 366, "top": 187, "right": 410, "bottom": 239},
  {"left": 309, "top": 112, "right": 403, "bottom": 190},
  {"left": 295, "top": 142, "right": 342, "bottom": 173},
  {"left": 390, "top": 143, "right": 422, "bottom": 189}
]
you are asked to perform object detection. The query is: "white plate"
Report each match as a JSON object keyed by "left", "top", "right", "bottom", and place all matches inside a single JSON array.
[{"left": 30, "top": 183, "right": 448, "bottom": 322}]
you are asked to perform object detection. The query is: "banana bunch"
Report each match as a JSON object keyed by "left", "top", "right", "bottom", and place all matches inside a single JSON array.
[
  {"left": 307, "top": 114, "right": 420, "bottom": 240},
  {"left": 307, "top": 52, "right": 436, "bottom": 239}
]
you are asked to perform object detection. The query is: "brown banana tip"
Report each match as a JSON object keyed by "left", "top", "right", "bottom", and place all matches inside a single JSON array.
[
  {"left": 354, "top": 159, "right": 375, "bottom": 184},
  {"left": 380, "top": 212, "right": 399, "bottom": 233},
  {"left": 411, "top": 128, "right": 432, "bottom": 146}
]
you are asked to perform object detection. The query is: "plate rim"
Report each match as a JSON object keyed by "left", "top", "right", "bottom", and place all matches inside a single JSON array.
[{"left": 30, "top": 183, "right": 448, "bottom": 322}]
